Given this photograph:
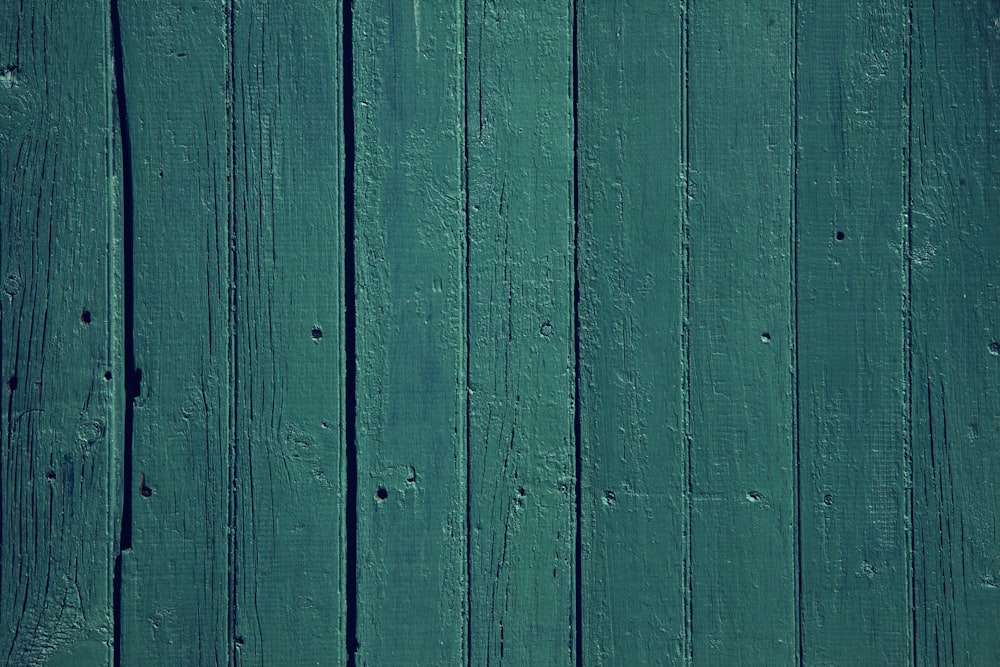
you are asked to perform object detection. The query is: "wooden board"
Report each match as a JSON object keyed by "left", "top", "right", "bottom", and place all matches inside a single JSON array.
[
  {"left": 796, "top": 2, "right": 912, "bottom": 662},
  {"left": 911, "top": 1, "right": 1000, "bottom": 663},
  {"left": 576, "top": 2, "right": 687, "bottom": 664},
  {"left": 118, "top": 1, "right": 346, "bottom": 664},
  {"left": 686, "top": 2, "right": 797, "bottom": 662},
  {"left": 351, "top": 2, "right": 467, "bottom": 664},
  {"left": 466, "top": 2, "right": 575, "bottom": 664},
  {"left": 0, "top": 3, "right": 118, "bottom": 665}
]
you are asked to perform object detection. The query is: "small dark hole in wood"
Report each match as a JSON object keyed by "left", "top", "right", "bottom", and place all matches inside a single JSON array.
[
  {"left": 81, "top": 309, "right": 92, "bottom": 324},
  {"left": 605, "top": 489, "right": 616, "bottom": 502},
  {"left": 760, "top": 332, "right": 771, "bottom": 343},
  {"left": 835, "top": 231, "right": 845, "bottom": 241},
  {"left": 104, "top": 371, "right": 113, "bottom": 381},
  {"left": 518, "top": 486, "right": 527, "bottom": 497},
  {"left": 234, "top": 636, "right": 245, "bottom": 645},
  {"left": 406, "top": 476, "right": 416, "bottom": 484},
  {"left": 5, "top": 376, "right": 17, "bottom": 392},
  {"left": 823, "top": 494, "right": 835, "bottom": 506},
  {"left": 46, "top": 471, "right": 56, "bottom": 481},
  {"left": 989, "top": 340, "right": 1000, "bottom": 356},
  {"left": 375, "top": 487, "right": 388, "bottom": 500},
  {"left": 139, "top": 475, "right": 153, "bottom": 497},
  {"left": 311, "top": 327, "right": 323, "bottom": 340}
]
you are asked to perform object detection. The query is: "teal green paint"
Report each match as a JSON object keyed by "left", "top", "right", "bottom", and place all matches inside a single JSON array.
[
  {"left": 0, "top": 3, "right": 117, "bottom": 665},
  {"left": 352, "top": 2, "right": 467, "bottom": 664},
  {"left": 686, "top": 3, "right": 797, "bottom": 662},
  {"left": 467, "top": 4, "right": 576, "bottom": 665},
  {"left": 797, "top": 2, "right": 912, "bottom": 662},
  {"left": 912, "top": 1, "right": 1000, "bottom": 663},
  {"left": 2, "top": 1, "right": 1000, "bottom": 665},
  {"left": 577, "top": 2, "right": 687, "bottom": 664}
]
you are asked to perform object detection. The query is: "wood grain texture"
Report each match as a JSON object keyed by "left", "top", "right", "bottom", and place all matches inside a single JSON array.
[
  {"left": 352, "top": 2, "right": 467, "bottom": 664},
  {"left": 0, "top": 3, "right": 118, "bottom": 665},
  {"left": 686, "top": 2, "right": 797, "bottom": 662},
  {"left": 911, "top": 1, "right": 1000, "bottom": 663},
  {"left": 119, "top": 1, "right": 347, "bottom": 664},
  {"left": 796, "top": 2, "right": 912, "bottom": 662},
  {"left": 229, "top": 2, "right": 346, "bottom": 664},
  {"left": 576, "top": 2, "right": 687, "bottom": 664},
  {"left": 466, "top": 2, "right": 575, "bottom": 664},
  {"left": 117, "top": 2, "right": 233, "bottom": 663}
]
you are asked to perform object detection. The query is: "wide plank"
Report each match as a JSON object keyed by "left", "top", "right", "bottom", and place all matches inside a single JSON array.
[
  {"left": 911, "top": 1, "right": 1000, "bottom": 663},
  {"left": 0, "top": 3, "right": 118, "bottom": 665},
  {"left": 686, "top": 2, "right": 797, "bottom": 661},
  {"left": 576, "top": 1, "right": 687, "bottom": 664},
  {"left": 117, "top": 2, "right": 232, "bottom": 663},
  {"left": 796, "top": 2, "right": 912, "bottom": 662},
  {"left": 466, "top": 2, "right": 575, "bottom": 664},
  {"left": 352, "top": 2, "right": 467, "bottom": 663},
  {"left": 229, "top": 2, "right": 347, "bottom": 663}
]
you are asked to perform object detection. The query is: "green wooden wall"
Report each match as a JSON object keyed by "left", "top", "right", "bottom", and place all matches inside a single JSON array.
[{"left": 1, "top": 1, "right": 998, "bottom": 665}]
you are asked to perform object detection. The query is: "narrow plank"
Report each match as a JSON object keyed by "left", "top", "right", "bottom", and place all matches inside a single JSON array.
[
  {"left": 576, "top": 1, "right": 687, "bottom": 664},
  {"left": 686, "top": 2, "right": 797, "bottom": 662},
  {"left": 0, "top": 3, "right": 117, "bottom": 665},
  {"left": 911, "top": 2, "right": 1000, "bottom": 663},
  {"left": 795, "top": 2, "right": 912, "bottom": 662},
  {"left": 466, "top": 2, "right": 575, "bottom": 664},
  {"left": 229, "top": 2, "right": 347, "bottom": 663},
  {"left": 352, "top": 2, "right": 467, "bottom": 664},
  {"left": 118, "top": 2, "right": 232, "bottom": 663}
]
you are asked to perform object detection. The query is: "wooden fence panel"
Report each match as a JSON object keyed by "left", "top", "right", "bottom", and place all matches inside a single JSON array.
[
  {"left": 796, "top": 2, "right": 912, "bottom": 662},
  {"left": 0, "top": 3, "right": 118, "bottom": 665},
  {"left": 352, "top": 2, "right": 468, "bottom": 664},
  {"left": 911, "top": 1, "right": 1000, "bottom": 663},
  {"left": 467, "top": 2, "right": 575, "bottom": 664},
  {"left": 686, "top": 2, "right": 797, "bottom": 662},
  {"left": 577, "top": 2, "right": 688, "bottom": 664}
]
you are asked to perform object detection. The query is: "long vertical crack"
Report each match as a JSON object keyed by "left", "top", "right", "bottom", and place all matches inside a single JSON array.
[
  {"left": 570, "top": 1, "right": 584, "bottom": 665},
  {"left": 343, "top": 0, "right": 359, "bottom": 664},
  {"left": 109, "top": 0, "right": 137, "bottom": 665}
]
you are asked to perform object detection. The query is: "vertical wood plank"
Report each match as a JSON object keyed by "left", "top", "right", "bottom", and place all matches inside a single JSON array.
[
  {"left": 352, "top": 2, "right": 467, "bottom": 664},
  {"left": 0, "top": 3, "right": 118, "bottom": 665},
  {"left": 686, "top": 2, "right": 796, "bottom": 662},
  {"left": 466, "top": 2, "right": 575, "bottom": 664},
  {"left": 796, "top": 2, "right": 912, "bottom": 663},
  {"left": 911, "top": 1, "right": 1000, "bottom": 663},
  {"left": 229, "top": 2, "right": 346, "bottom": 664},
  {"left": 118, "top": 2, "right": 232, "bottom": 664},
  {"left": 576, "top": 2, "right": 687, "bottom": 664}
]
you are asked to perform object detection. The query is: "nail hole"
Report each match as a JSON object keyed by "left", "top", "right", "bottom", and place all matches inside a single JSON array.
[
  {"left": 5, "top": 376, "right": 17, "bottom": 392},
  {"left": 104, "top": 371, "right": 113, "bottom": 381},
  {"left": 605, "top": 489, "right": 616, "bottom": 503},
  {"left": 406, "top": 476, "right": 416, "bottom": 484},
  {"left": 45, "top": 471, "right": 56, "bottom": 481},
  {"left": 760, "top": 332, "right": 771, "bottom": 343},
  {"left": 823, "top": 494, "right": 835, "bottom": 506},
  {"left": 311, "top": 327, "right": 323, "bottom": 340},
  {"left": 835, "top": 231, "right": 845, "bottom": 241},
  {"left": 746, "top": 490, "right": 765, "bottom": 503},
  {"left": 518, "top": 486, "right": 527, "bottom": 497},
  {"left": 139, "top": 474, "right": 152, "bottom": 497},
  {"left": 539, "top": 322, "right": 553, "bottom": 337},
  {"left": 375, "top": 487, "right": 388, "bottom": 501},
  {"left": 234, "top": 636, "right": 245, "bottom": 646},
  {"left": 80, "top": 310, "right": 92, "bottom": 324},
  {"left": 989, "top": 341, "right": 1000, "bottom": 356}
]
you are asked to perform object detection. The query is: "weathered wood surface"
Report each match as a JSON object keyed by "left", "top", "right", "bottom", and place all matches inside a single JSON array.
[
  {"left": 0, "top": 1, "right": 998, "bottom": 665},
  {"left": 0, "top": 3, "right": 118, "bottom": 665},
  {"left": 796, "top": 2, "right": 912, "bottom": 663},
  {"left": 352, "top": 2, "right": 467, "bottom": 664},
  {"left": 117, "top": 1, "right": 346, "bottom": 665}
]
